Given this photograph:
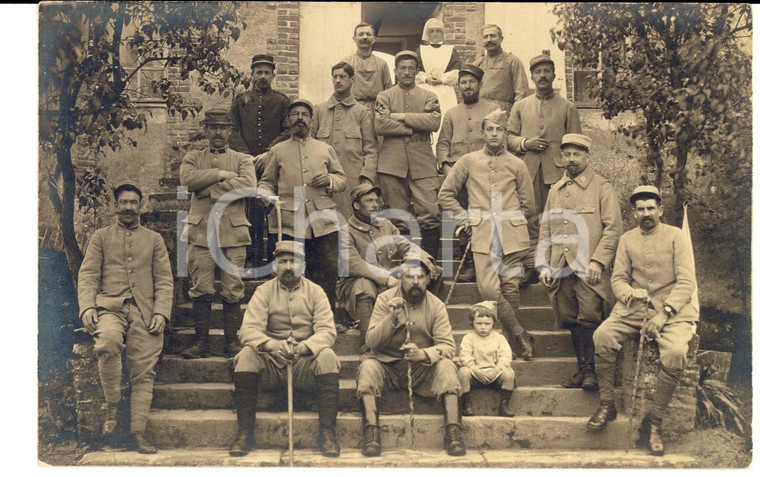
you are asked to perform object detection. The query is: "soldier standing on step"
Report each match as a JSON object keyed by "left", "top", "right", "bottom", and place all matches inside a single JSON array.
[
  {"left": 179, "top": 110, "right": 257, "bottom": 359},
  {"left": 230, "top": 241, "right": 341, "bottom": 457},
  {"left": 436, "top": 64, "right": 499, "bottom": 283},
  {"left": 536, "top": 134, "right": 622, "bottom": 391},
  {"left": 375, "top": 50, "right": 443, "bottom": 259},
  {"left": 586, "top": 186, "right": 698, "bottom": 457},
  {"left": 355, "top": 254, "right": 466, "bottom": 457},
  {"left": 228, "top": 53, "right": 292, "bottom": 268},
  {"left": 78, "top": 181, "right": 173, "bottom": 454},
  {"left": 438, "top": 109, "right": 537, "bottom": 360},
  {"left": 337, "top": 183, "right": 440, "bottom": 349},
  {"left": 342, "top": 23, "right": 393, "bottom": 110}
]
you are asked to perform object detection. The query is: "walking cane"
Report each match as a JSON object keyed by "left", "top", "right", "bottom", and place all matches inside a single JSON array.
[
  {"left": 404, "top": 316, "right": 416, "bottom": 449},
  {"left": 286, "top": 334, "right": 297, "bottom": 467},
  {"left": 626, "top": 298, "right": 651, "bottom": 452},
  {"left": 444, "top": 239, "right": 472, "bottom": 307},
  {"left": 275, "top": 198, "right": 283, "bottom": 242}
]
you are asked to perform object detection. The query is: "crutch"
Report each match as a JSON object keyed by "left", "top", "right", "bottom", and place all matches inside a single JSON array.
[
  {"left": 444, "top": 239, "right": 472, "bottom": 307},
  {"left": 404, "top": 316, "right": 416, "bottom": 449},
  {"left": 626, "top": 298, "right": 651, "bottom": 452},
  {"left": 286, "top": 334, "right": 297, "bottom": 466}
]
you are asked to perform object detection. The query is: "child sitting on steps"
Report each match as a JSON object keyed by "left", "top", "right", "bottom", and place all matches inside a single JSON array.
[{"left": 457, "top": 301, "right": 516, "bottom": 417}]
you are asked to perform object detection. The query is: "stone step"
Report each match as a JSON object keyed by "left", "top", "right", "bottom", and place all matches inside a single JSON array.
[
  {"left": 167, "top": 328, "right": 573, "bottom": 358},
  {"left": 141, "top": 409, "right": 636, "bottom": 450},
  {"left": 152, "top": 381, "right": 599, "bottom": 416},
  {"left": 179, "top": 280, "right": 551, "bottom": 307},
  {"left": 79, "top": 447, "right": 700, "bottom": 468},
  {"left": 157, "top": 356, "right": 578, "bottom": 386},
  {"left": 172, "top": 302, "right": 557, "bottom": 331}
]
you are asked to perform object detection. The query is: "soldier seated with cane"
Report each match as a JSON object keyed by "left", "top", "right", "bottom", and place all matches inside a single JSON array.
[
  {"left": 355, "top": 253, "right": 465, "bottom": 457},
  {"left": 586, "top": 186, "right": 698, "bottom": 457},
  {"left": 229, "top": 241, "right": 341, "bottom": 457}
]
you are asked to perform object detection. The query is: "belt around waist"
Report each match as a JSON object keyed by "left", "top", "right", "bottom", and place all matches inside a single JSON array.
[{"left": 406, "top": 133, "right": 431, "bottom": 143}]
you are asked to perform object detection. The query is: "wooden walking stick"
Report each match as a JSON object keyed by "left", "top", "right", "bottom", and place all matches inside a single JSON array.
[
  {"left": 626, "top": 298, "right": 651, "bottom": 452},
  {"left": 286, "top": 334, "right": 297, "bottom": 466},
  {"left": 444, "top": 239, "right": 471, "bottom": 307},
  {"left": 275, "top": 198, "right": 283, "bottom": 242},
  {"left": 404, "top": 316, "right": 416, "bottom": 449}
]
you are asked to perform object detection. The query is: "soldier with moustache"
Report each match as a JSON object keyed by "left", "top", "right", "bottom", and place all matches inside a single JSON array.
[{"left": 343, "top": 23, "right": 393, "bottom": 109}]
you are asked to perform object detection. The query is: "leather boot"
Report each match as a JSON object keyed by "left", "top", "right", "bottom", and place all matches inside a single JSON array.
[
  {"left": 586, "top": 352, "right": 617, "bottom": 431},
  {"left": 562, "top": 326, "right": 586, "bottom": 388},
  {"left": 102, "top": 402, "right": 119, "bottom": 435},
  {"left": 498, "top": 389, "right": 515, "bottom": 417},
  {"left": 131, "top": 432, "right": 157, "bottom": 454},
  {"left": 461, "top": 392, "right": 474, "bottom": 416},
  {"left": 229, "top": 372, "right": 259, "bottom": 456},
  {"left": 315, "top": 373, "right": 341, "bottom": 457},
  {"left": 456, "top": 251, "right": 476, "bottom": 283},
  {"left": 420, "top": 227, "right": 441, "bottom": 260},
  {"left": 639, "top": 413, "right": 665, "bottom": 456},
  {"left": 181, "top": 298, "right": 212, "bottom": 359},
  {"left": 441, "top": 393, "right": 466, "bottom": 456},
  {"left": 222, "top": 300, "right": 243, "bottom": 358},
  {"left": 359, "top": 394, "right": 381, "bottom": 457},
  {"left": 580, "top": 326, "right": 598, "bottom": 391},
  {"left": 517, "top": 330, "right": 535, "bottom": 360}
]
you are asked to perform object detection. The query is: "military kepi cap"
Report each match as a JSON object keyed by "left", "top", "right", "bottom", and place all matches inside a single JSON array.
[
  {"left": 201, "top": 109, "right": 234, "bottom": 126},
  {"left": 113, "top": 181, "right": 143, "bottom": 200},
  {"left": 529, "top": 54, "right": 555, "bottom": 71},
  {"left": 273, "top": 241, "right": 306, "bottom": 258},
  {"left": 629, "top": 185, "right": 662, "bottom": 205},
  {"left": 458, "top": 64, "right": 484, "bottom": 81},
  {"left": 350, "top": 183, "right": 383, "bottom": 204},
  {"left": 288, "top": 98, "right": 314, "bottom": 116},
  {"left": 251, "top": 53, "right": 276, "bottom": 69},
  {"left": 395, "top": 50, "right": 419, "bottom": 65},
  {"left": 481, "top": 108, "right": 509, "bottom": 129},
  {"left": 560, "top": 133, "right": 592, "bottom": 151},
  {"left": 401, "top": 250, "right": 435, "bottom": 275}
]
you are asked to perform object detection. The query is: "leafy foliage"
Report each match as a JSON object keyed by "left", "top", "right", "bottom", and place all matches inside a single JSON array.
[
  {"left": 39, "top": 1, "right": 247, "bottom": 281},
  {"left": 696, "top": 365, "right": 750, "bottom": 440},
  {"left": 551, "top": 3, "right": 752, "bottom": 317}
]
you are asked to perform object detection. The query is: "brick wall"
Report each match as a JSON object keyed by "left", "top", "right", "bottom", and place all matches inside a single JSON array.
[
  {"left": 268, "top": 2, "right": 300, "bottom": 99},
  {"left": 442, "top": 2, "right": 484, "bottom": 65}
]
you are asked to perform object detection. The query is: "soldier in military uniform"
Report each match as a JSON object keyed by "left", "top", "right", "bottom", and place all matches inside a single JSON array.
[
  {"left": 179, "top": 110, "right": 257, "bottom": 359},
  {"left": 229, "top": 54, "right": 292, "bottom": 269},
  {"left": 343, "top": 23, "right": 393, "bottom": 109}
]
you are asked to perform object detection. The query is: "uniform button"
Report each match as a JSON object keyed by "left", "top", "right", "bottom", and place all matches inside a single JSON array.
[
  {"left": 130, "top": 283, "right": 135, "bottom": 287},
  {"left": 215, "top": 211, "right": 220, "bottom": 216},
  {"left": 126, "top": 232, "right": 131, "bottom": 236},
  {"left": 128, "top": 245, "right": 132, "bottom": 248},
  {"left": 566, "top": 194, "right": 570, "bottom": 198},
  {"left": 646, "top": 265, "right": 651, "bottom": 269},
  {"left": 305, "top": 199, "right": 310, "bottom": 203},
  {"left": 129, "top": 270, "right": 134, "bottom": 274},
  {"left": 337, "top": 118, "right": 341, "bottom": 122},
  {"left": 563, "top": 221, "right": 568, "bottom": 225},
  {"left": 468, "top": 128, "right": 472, "bottom": 132},
  {"left": 541, "top": 126, "right": 544, "bottom": 129},
  {"left": 564, "top": 248, "right": 569, "bottom": 252},
  {"left": 128, "top": 257, "right": 133, "bottom": 261},
  {"left": 302, "top": 169, "right": 307, "bottom": 172}
]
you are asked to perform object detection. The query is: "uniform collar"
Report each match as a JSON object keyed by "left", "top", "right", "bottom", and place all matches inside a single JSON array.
[
  {"left": 639, "top": 223, "right": 662, "bottom": 236},
  {"left": 116, "top": 219, "right": 140, "bottom": 230},
  {"left": 535, "top": 91, "right": 555, "bottom": 100},
  {"left": 556, "top": 168, "right": 595, "bottom": 190},
  {"left": 327, "top": 94, "right": 358, "bottom": 108},
  {"left": 290, "top": 136, "right": 312, "bottom": 144},
  {"left": 209, "top": 146, "right": 227, "bottom": 154},
  {"left": 348, "top": 214, "right": 382, "bottom": 232},
  {"left": 278, "top": 277, "right": 303, "bottom": 292},
  {"left": 484, "top": 145, "right": 507, "bottom": 157}
]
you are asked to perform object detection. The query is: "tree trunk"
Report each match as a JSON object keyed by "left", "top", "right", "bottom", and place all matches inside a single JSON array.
[
  {"left": 671, "top": 143, "right": 689, "bottom": 227},
  {"left": 57, "top": 140, "right": 84, "bottom": 285}
]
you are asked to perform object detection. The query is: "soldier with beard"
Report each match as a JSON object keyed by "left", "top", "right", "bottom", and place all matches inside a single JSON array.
[{"left": 259, "top": 99, "right": 348, "bottom": 313}]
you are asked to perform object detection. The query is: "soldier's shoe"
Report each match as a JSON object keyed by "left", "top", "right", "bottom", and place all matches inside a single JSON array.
[
  {"left": 519, "top": 268, "right": 540, "bottom": 288},
  {"left": 229, "top": 430, "right": 253, "bottom": 457},
  {"left": 131, "top": 433, "right": 157, "bottom": 454},
  {"left": 498, "top": 390, "right": 515, "bottom": 417},
  {"left": 461, "top": 393, "right": 474, "bottom": 416},
  {"left": 102, "top": 403, "right": 119, "bottom": 435},
  {"left": 180, "top": 342, "right": 210, "bottom": 359},
  {"left": 582, "top": 370, "right": 599, "bottom": 391},
  {"left": 318, "top": 428, "right": 341, "bottom": 457},
  {"left": 517, "top": 331, "right": 535, "bottom": 360},
  {"left": 444, "top": 424, "right": 467, "bottom": 456},
  {"left": 586, "top": 400, "right": 617, "bottom": 431},
  {"left": 637, "top": 415, "right": 665, "bottom": 456},
  {"left": 562, "top": 371, "right": 585, "bottom": 389},
  {"left": 361, "top": 426, "right": 381, "bottom": 457},
  {"left": 223, "top": 341, "right": 244, "bottom": 358},
  {"left": 456, "top": 263, "right": 476, "bottom": 283}
]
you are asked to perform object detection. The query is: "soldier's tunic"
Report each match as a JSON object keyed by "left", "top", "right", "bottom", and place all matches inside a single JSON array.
[
  {"left": 312, "top": 94, "right": 378, "bottom": 220},
  {"left": 472, "top": 49, "right": 529, "bottom": 118},
  {"left": 436, "top": 99, "right": 501, "bottom": 167},
  {"left": 594, "top": 223, "right": 698, "bottom": 370},
  {"left": 180, "top": 147, "right": 257, "bottom": 303},
  {"left": 375, "top": 83, "right": 442, "bottom": 231},
  {"left": 536, "top": 168, "right": 622, "bottom": 328},
  {"left": 343, "top": 51, "right": 393, "bottom": 108}
]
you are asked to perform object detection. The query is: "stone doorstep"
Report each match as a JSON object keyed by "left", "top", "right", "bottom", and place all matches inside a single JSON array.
[
  {"left": 156, "top": 356, "right": 580, "bottom": 386},
  {"left": 172, "top": 302, "right": 558, "bottom": 331},
  {"left": 151, "top": 381, "right": 602, "bottom": 416},
  {"left": 167, "top": 328, "right": 574, "bottom": 357},
  {"left": 79, "top": 447, "right": 700, "bottom": 468},
  {"left": 142, "top": 410, "right": 639, "bottom": 450}
]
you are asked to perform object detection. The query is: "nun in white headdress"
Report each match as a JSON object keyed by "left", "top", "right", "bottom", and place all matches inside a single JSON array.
[{"left": 415, "top": 18, "right": 462, "bottom": 145}]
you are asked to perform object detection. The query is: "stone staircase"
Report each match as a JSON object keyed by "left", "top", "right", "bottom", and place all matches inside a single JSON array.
[{"left": 80, "top": 278, "right": 699, "bottom": 467}]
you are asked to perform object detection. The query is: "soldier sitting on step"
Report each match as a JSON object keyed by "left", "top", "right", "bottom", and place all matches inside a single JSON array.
[
  {"left": 355, "top": 253, "right": 466, "bottom": 457},
  {"left": 457, "top": 301, "right": 516, "bottom": 417},
  {"left": 229, "top": 241, "right": 341, "bottom": 458}
]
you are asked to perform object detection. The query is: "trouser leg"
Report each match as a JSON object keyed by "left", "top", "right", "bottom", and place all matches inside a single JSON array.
[
  {"left": 359, "top": 393, "right": 381, "bottom": 456},
  {"left": 229, "top": 372, "right": 259, "bottom": 456}
]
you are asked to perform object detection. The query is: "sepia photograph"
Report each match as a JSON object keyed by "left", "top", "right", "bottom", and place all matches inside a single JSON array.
[{"left": 36, "top": 1, "right": 753, "bottom": 470}]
